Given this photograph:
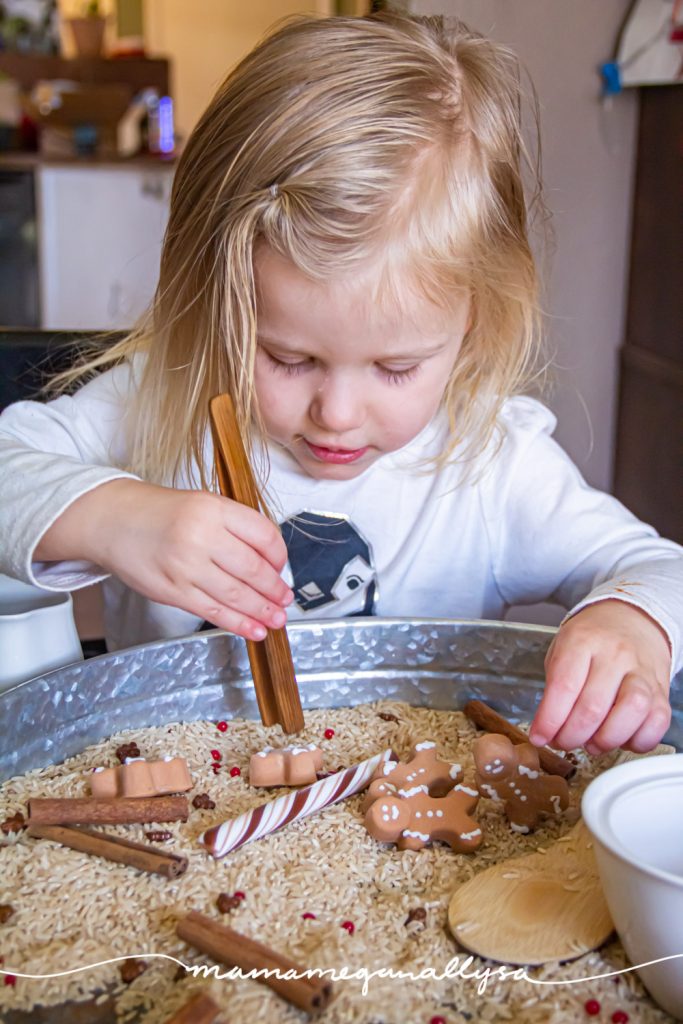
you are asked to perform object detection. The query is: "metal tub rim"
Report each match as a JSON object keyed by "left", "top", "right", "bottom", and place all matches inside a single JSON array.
[{"left": 1, "top": 617, "right": 680, "bottom": 782}]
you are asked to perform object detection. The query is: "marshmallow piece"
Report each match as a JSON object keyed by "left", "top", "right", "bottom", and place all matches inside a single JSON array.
[
  {"left": 89, "top": 756, "right": 192, "bottom": 798},
  {"left": 249, "top": 744, "right": 324, "bottom": 787}
]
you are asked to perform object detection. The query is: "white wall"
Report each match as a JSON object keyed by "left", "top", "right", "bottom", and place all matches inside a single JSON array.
[
  {"left": 144, "top": 0, "right": 329, "bottom": 145},
  {"left": 411, "top": 1, "right": 639, "bottom": 625},
  {"left": 413, "top": 0, "right": 639, "bottom": 492}
]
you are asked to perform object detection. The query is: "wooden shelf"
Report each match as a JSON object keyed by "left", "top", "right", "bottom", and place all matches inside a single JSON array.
[{"left": 0, "top": 52, "right": 170, "bottom": 96}]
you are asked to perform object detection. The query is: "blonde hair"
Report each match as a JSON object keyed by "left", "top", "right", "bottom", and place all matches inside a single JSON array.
[{"left": 54, "top": 12, "right": 545, "bottom": 489}]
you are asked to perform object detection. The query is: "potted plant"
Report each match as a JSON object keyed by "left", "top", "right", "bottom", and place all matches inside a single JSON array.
[{"left": 67, "top": 1, "right": 106, "bottom": 58}]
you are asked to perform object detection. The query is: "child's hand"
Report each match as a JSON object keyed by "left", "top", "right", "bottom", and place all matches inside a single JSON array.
[
  {"left": 528, "top": 600, "right": 672, "bottom": 755},
  {"left": 38, "top": 478, "right": 294, "bottom": 641}
]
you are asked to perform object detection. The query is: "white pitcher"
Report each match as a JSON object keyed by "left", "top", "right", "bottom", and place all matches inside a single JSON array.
[{"left": 0, "top": 574, "right": 83, "bottom": 691}]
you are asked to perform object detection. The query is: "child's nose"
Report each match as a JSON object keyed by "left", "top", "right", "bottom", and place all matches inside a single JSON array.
[{"left": 309, "top": 373, "right": 365, "bottom": 434}]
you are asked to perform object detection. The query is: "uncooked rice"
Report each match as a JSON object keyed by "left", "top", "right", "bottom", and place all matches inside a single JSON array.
[{"left": 0, "top": 702, "right": 676, "bottom": 1023}]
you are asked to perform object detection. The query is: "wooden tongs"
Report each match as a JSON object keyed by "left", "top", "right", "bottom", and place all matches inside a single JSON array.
[{"left": 209, "top": 394, "right": 304, "bottom": 734}]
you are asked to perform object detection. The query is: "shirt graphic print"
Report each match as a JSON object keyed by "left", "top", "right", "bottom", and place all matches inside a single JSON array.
[{"left": 280, "top": 511, "right": 377, "bottom": 617}]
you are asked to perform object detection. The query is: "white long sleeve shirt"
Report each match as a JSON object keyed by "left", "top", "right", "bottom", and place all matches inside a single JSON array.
[{"left": 1, "top": 359, "right": 682, "bottom": 672}]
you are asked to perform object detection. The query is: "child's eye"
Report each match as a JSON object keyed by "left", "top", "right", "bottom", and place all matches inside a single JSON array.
[
  {"left": 262, "top": 349, "right": 311, "bottom": 376},
  {"left": 377, "top": 363, "right": 420, "bottom": 385}
]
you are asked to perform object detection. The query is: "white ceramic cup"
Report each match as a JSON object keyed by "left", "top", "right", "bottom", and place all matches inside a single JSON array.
[
  {"left": 582, "top": 754, "right": 683, "bottom": 1020},
  {"left": 0, "top": 574, "right": 84, "bottom": 691}
]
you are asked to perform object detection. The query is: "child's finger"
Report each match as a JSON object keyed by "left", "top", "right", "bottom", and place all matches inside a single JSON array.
[
  {"left": 183, "top": 583, "right": 274, "bottom": 642},
  {"left": 226, "top": 502, "right": 290, "bottom": 572},
  {"left": 582, "top": 671, "right": 654, "bottom": 753},
  {"left": 199, "top": 564, "right": 288, "bottom": 631},
  {"left": 550, "top": 655, "right": 625, "bottom": 750},
  {"left": 213, "top": 534, "right": 293, "bottom": 608},
  {"left": 621, "top": 699, "right": 672, "bottom": 754},
  {"left": 528, "top": 636, "right": 592, "bottom": 746}
]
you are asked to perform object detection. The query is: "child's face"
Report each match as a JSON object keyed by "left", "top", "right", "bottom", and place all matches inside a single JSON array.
[{"left": 253, "top": 245, "right": 469, "bottom": 480}]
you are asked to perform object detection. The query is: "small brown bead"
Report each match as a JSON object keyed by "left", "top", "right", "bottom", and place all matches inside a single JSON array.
[
  {"left": 145, "top": 830, "right": 173, "bottom": 842},
  {"left": 115, "top": 742, "right": 141, "bottom": 763},
  {"left": 377, "top": 712, "right": 400, "bottom": 723},
  {"left": 1, "top": 812, "right": 26, "bottom": 835},
  {"left": 173, "top": 965, "right": 189, "bottom": 982},
  {"left": 192, "top": 793, "right": 216, "bottom": 810},
  {"left": 0, "top": 905, "right": 15, "bottom": 924},
  {"left": 404, "top": 907, "right": 427, "bottom": 926},
  {"left": 119, "top": 958, "right": 147, "bottom": 984},
  {"left": 216, "top": 892, "right": 242, "bottom": 914}
]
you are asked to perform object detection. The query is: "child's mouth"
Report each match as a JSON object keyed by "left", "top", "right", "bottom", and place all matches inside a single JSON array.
[{"left": 304, "top": 440, "right": 369, "bottom": 464}]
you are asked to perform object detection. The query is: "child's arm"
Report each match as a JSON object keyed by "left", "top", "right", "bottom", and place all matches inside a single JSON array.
[
  {"left": 529, "top": 599, "right": 672, "bottom": 754},
  {"left": 486, "top": 398, "right": 683, "bottom": 754},
  {"left": 34, "top": 477, "right": 293, "bottom": 642},
  {"left": 0, "top": 364, "right": 292, "bottom": 641}
]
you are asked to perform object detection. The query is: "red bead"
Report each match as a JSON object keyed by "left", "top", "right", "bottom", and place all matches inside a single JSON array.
[
  {"left": 4, "top": 975, "right": 16, "bottom": 987},
  {"left": 584, "top": 1000, "right": 601, "bottom": 1016},
  {"left": 216, "top": 721, "right": 228, "bottom": 732},
  {"left": 233, "top": 891, "right": 245, "bottom": 901},
  {"left": 612, "top": 1013, "right": 629, "bottom": 1024},
  {"left": 210, "top": 749, "right": 222, "bottom": 761},
  {"left": 302, "top": 912, "right": 317, "bottom": 920},
  {"left": 211, "top": 764, "right": 221, "bottom": 774},
  {"left": 324, "top": 728, "right": 335, "bottom": 740},
  {"left": 229, "top": 766, "right": 241, "bottom": 777},
  {"left": 430, "top": 1018, "right": 446, "bottom": 1024},
  {"left": 341, "top": 920, "right": 355, "bottom": 934}
]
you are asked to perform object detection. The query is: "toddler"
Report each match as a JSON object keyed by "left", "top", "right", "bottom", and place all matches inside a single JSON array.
[{"left": 1, "top": 13, "right": 681, "bottom": 756}]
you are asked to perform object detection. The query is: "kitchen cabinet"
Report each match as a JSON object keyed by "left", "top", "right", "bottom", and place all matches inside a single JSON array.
[{"left": 37, "top": 163, "right": 174, "bottom": 330}]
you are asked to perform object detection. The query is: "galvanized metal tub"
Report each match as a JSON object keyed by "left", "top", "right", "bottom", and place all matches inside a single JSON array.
[{"left": 2, "top": 618, "right": 682, "bottom": 782}]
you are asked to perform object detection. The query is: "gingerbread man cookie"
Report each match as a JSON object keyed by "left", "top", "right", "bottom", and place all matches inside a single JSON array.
[
  {"left": 365, "top": 783, "right": 482, "bottom": 852},
  {"left": 361, "top": 741, "right": 463, "bottom": 812},
  {"left": 249, "top": 744, "right": 324, "bottom": 787},
  {"left": 90, "top": 756, "right": 192, "bottom": 798},
  {"left": 473, "top": 733, "right": 570, "bottom": 833}
]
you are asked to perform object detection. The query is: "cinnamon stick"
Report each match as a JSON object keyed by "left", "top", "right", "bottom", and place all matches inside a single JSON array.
[
  {"left": 28, "top": 795, "right": 189, "bottom": 826},
  {"left": 27, "top": 824, "right": 188, "bottom": 878},
  {"left": 164, "top": 993, "right": 223, "bottom": 1024},
  {"left": 209, "top": 394, "right": 305, "bottom": 734},
  {"left": 463, "top": 700, "right": 575, "bottom": 779},
  {"left": 176, "top": 911, "right": 333, "bottom": 1015}
]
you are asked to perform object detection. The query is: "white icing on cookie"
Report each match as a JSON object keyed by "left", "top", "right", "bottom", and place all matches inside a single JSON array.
[
  {"left": 398, "top": 785, "right": 429, "bottom": 798},
  {"left": 460, "top": 829, "right": 482, "bottom": 840},
  {"left": 454, "top": 784, "right": 478, "bottom": 797}
]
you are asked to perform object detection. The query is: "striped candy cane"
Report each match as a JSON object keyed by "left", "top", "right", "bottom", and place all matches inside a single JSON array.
[{"left": 200, "top": 748, "right": 393, "bottom": 858}]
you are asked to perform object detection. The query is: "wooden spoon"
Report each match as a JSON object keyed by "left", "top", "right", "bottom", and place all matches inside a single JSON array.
[{"left": 448, "top": 818, "right": 613, "bottom": 965}]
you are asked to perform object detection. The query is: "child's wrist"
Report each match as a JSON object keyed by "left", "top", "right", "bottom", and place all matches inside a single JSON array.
[
  {"left": 35, "top": 478, "right": 143, "bottom": 566},
  {"left": 79, "top": 478, "right": 146, "bottom": 569}
]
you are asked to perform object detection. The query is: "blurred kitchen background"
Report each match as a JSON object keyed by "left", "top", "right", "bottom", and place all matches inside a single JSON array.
[{"left": 0, "top": 0, "right": 680, "bottom": 646}]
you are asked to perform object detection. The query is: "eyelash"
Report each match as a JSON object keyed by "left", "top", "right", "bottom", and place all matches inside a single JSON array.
[
  {"left": 262, "top": 350, "right": 420, "bottom": 385},
  {"left": 379, "top": 364, "right": 420, "bottom": 385}
]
